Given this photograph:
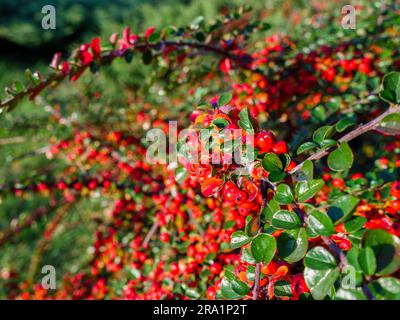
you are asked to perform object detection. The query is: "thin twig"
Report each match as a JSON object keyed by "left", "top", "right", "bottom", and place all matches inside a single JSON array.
[
  {"left": 289, "top": 104, "right": 400, "bottom": 174},
  {"left": 252, "top": 178, "right": 272, "bottom": 300},
  {"left": 142, "top": 221, "right": 159, "bottom": 248}
]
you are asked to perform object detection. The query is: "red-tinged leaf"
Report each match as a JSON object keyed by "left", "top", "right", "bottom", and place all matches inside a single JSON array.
[
  {"left": 109, "top": 32, "right": 118, "bottom": 45},
  {"left": 90, "top": 37, "right": 101, "bottom": 58},
  {"left": 123, "top": 27, "right": 131, "bottom": 41},
  {"left": 220, "top": 58, "right": 232, "bottom": 74},
  {"left": 71, "top": 67, "right": 87, "bottom": 82},
  {"left": 244, "top": 180, "right": 259, "bottom": 202},
  {"left": 61, "top": 62, "right": 70, "bottom": 76},
  {"left": 50, "top": 52, "right": 62, "bottom": 69},
  {"left": 201, "top": 178, "right": 224, "bottom": 197},
  {"left": 145, "top": 26, "right": 156, "bottom": 39},
  {"left": 80, "top": 50, "right": 93, "bottom": 65}
]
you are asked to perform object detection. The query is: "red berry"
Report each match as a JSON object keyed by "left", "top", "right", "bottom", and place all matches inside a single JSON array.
[
  {"left": 160, "top": 232, "right": 170, "bottom": 243},
  {"left": 206, "top": 286, "right": 216, "bottom": 299},
  {"left": 391, "top": 181, "right": 400, "bottom": 199},
  {"left": 332, "top": 178, "right": 345, "bottom": 188},
  {"left": 255, "top": 131, "right": 275, "bottom": 153},
  {"left": 272, "top": 141, "right": 288, "bottom": 154},
  {"left": 209, "top": 262, "right": 222, "bottom": 275}
]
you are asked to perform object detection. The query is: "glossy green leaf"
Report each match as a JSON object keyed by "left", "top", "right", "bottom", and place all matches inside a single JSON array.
[
  {"left": 373, "top": 277, "right": 400, "bottom": 299},
  {"left": 221, "top": 270, "right": 249, "bottom": 299},
  {"left": 297, "top": 142, "right": 317, "bottom": 155},
  {"left": 358, "top": 247, "right": 376, "bottom": 276},
  {"left": 277, "top": 228, "right": 308, "bottom": 263},
  {"left": 218, "top": 93, "right": 232, "bottom": 106},
  {"left": 335, "top": 287, "right": 367, "bottom": 300},
  {"left": 304, "top": 267, "right": 339, "bottom": 300},
  {"left": 230, "top": 231, "right": 252, "bottom": 249},
  {"left": 272, "top": 210, "right": 302, "bottom": 230},
  {"left": 262, "top": 152, "right": 283, "bottom": 173},
  {"left": 379, "top": 71, "right": 400, "bottom": 104},
  {"left": 304, "top": 246, "right": 337, "bottom": 270},
  {"left": 327, "top": 141, "right": 353, "bottom": 171},
  {"left": 344, "top": 216, "right": 366, "bottom": 233},
  {"left": 293, "top": 160, "right": 314, "bottom": 182},
  {"left": 295, "top": 179, "right": 324, "bottom": 203},
  {"left": 238, "top": 108, "right": 254, "bottom": 133},
  {"left": 377, "top": 113, "right": 400, "bottom": 136},
  {"left": 336, "top": 118, "right": 356, "bottom": 132},
  {"left": 274, "top": 184, "right": 294, "bottom": 204},
  {"left": 274, "top": 280, "right": 293, "bottom": 297},
  {"left": 363, "top": 229, "right": 400, "bottom": 276},
  {"left": 261, "top": 199, "right": 279, "bottom": 223},
  {"left": 327, "top": 195, "right": 359, "bottom": 223},
  {"left": 313, "top": 126, "right": 335, "bottom": 145},
  {"left": 174, "top": 167, "right": 187, "bottom": 184},
  {"left": 319, "top": 139, "right": 337, "bottom": 149},
  {"left": 307, "top": 210, "right": 335, "bottom": 236},
  {"left": 251, "top": 233, "right": 277, "bottom": 264}
]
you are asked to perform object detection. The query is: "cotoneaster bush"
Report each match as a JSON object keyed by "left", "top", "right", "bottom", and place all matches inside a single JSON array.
[{"left": 0, "top": 3, "right": 400, "bottom": 300}]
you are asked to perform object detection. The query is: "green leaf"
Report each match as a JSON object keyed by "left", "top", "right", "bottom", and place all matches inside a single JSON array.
[
  {"left": 274, "top": 280, "right": 293, "bottom": 297},
  {"left": 293, "top": 160, "right": 313, "bottom": 181},
  {"left": 336, "top": 118, "right": 356, "bottom": 132},
  {"left": 304, "top": 246, "right": 337, "bottom": 270},
  {"left": 307, "top": 210, "right": 335, "bottom": 236},
  {"left": 262, "top": 152, "right": 283, "bottom": 173},
  {"left": 377, "top": 113, "right": 400, "bottom": 136},
  {"left": 244, "top": 216, "right": 254, "bottom": 237},
  {"left": 261, "top": 199, "right": 279, "bottom": 223},
  {"left": 268, "top": 171, "right": 286, "bottom": 183},
  {"left": 363, "top": 229, "right": 400, "bottom": 276},
  {"left": 319, "top": 139, "right": 337, "bottom": 149},
  {"left": 295, "top": 179, "right": 325, "bottom": 203},
  {"left": 174, "top": 167, "right": 187, "bottom": 184},
  {"left": 297, "top": 142, "right": 318, "bottom": 155},
  {"left": 148, "top": 31, "right": 160, "bottom": 43},
  {"left": 230, "top": 231, "right": 251, "bottom": 249},
  {"left": 313, "top": 126, "right": 335, "bottom": 145},
  {"left": 358, "top": 247, "right": 376, "bottom": 276},
  {"left": 335, "top": 287, "right": 367, "bottom": 300},
  {"left": 379, "top": 71, "right": 400, "bottom": 104},
  {"left": 241, "top": 247, "right": 256, "bottom": 264},
  {"left": 184, "top": 287, "right": 200, "bottom": 299},
  {"left": 344, "top": 216, "right": 366, "bottom": 233},
  {"left": 277, "top": 228, "right": 308, "bottom": 263},
  {"left": 327, "top": 141, "right": 353, "bottom": 171},
  {"left": 212, "top": 117, "right": 230, "bottom": 129},
  {"left": 272, "top": 210, "right": 302, "bottom": 230},
  {"left": 327, "top": 195, "right": 359, "bottom": 223},
  {"left": 142, "top": 50, "right": 153, "bottom": 65},
  {"left": 304, "top": 267, "right": 339, "bottom": 300},
  {"left": 373, "top": 277, "right": 400, "bottom": 299},
  {"left": 221, "top": 270, "right": 249, "bottom": 299},
  {"left": 274, "top": 184, "right": 294, "bottom": 204},
  {"left": 218, "top": 93, "right": 232, "bottom": 106},
  {"left": 238, "top": 108, "right": 254, "bottom": 133},
  {"left": 251, "top": 233, "right": 277, "bottom": 264}
]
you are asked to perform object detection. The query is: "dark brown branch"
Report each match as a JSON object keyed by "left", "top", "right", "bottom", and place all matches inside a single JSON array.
[
  {"left": 0, "top": 40, "right": 253, "bottom": 113},
  {"left": 252, "top": 178, "right": 272, "bottom": 300}
]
